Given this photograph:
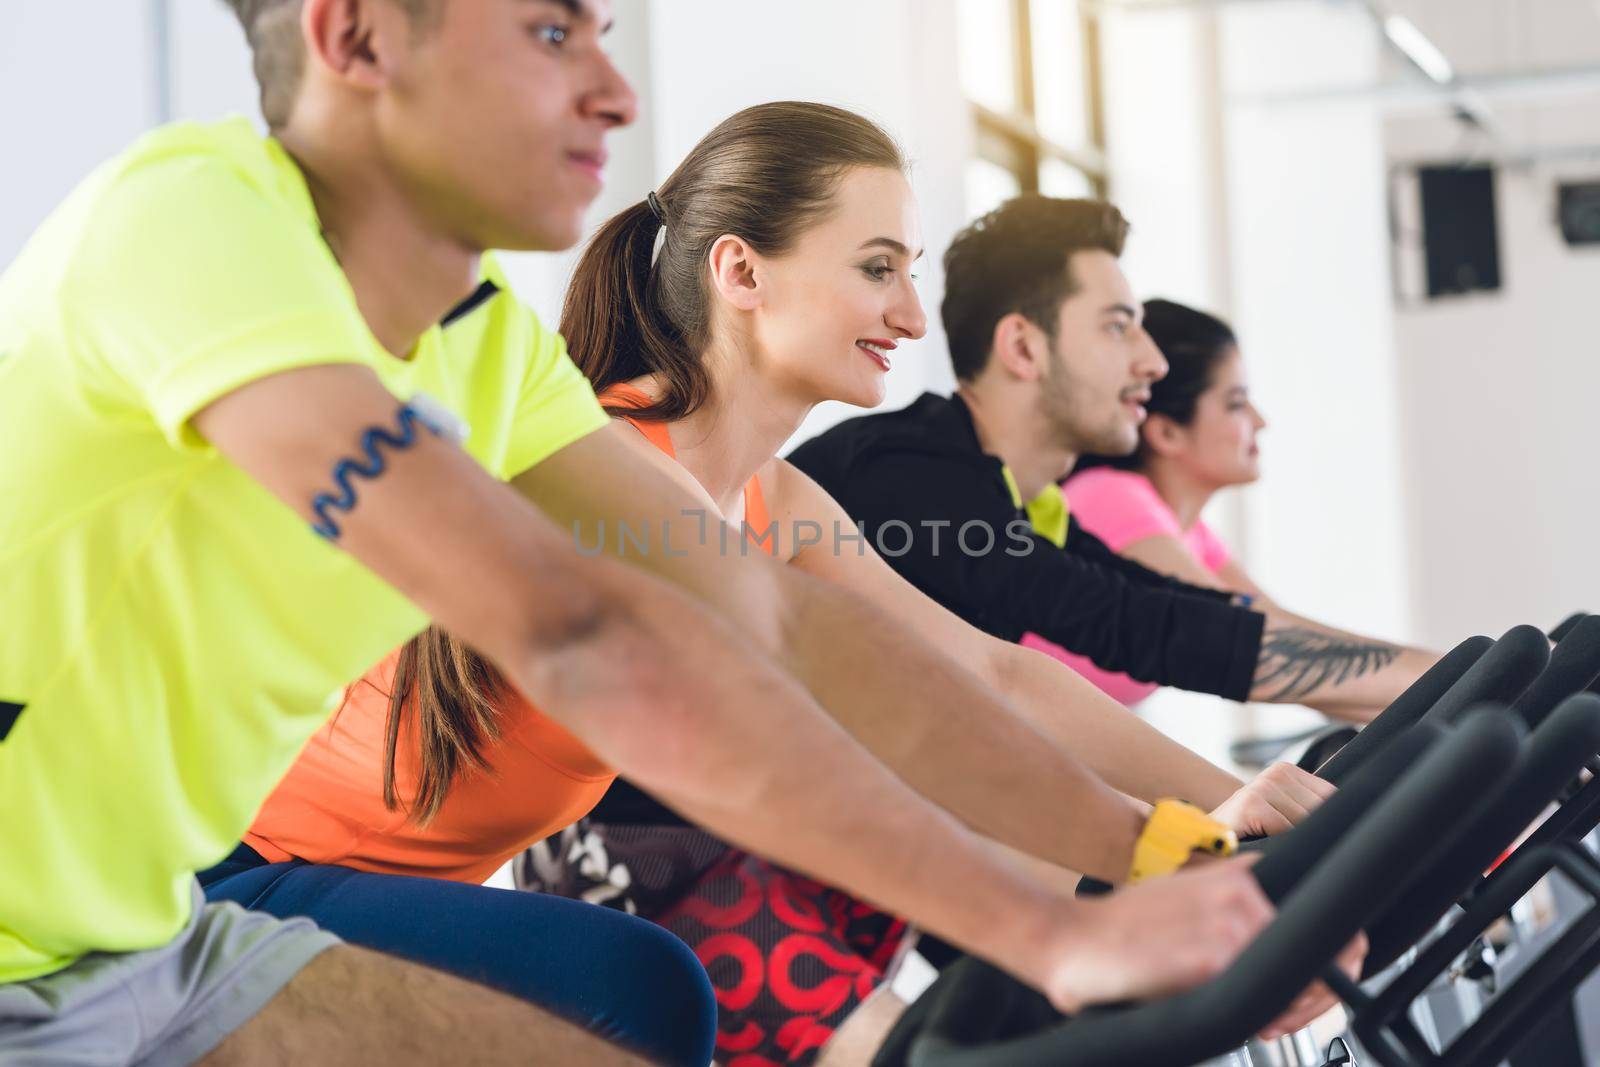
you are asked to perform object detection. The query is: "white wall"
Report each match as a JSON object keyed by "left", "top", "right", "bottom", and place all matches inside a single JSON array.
[
  {"left": 1103, "top": 3, "right": 1411, "bottom": 635},
  {"left": 0, "top": 0, "right": 265, "bottom": 269},
  {"left": 1387, "top": 1, "right": 1600, "bottom": 645},
  {"left": 1100, "top": 6, "right": 1231, "bottom": 313},
  {"left": 1219, "top": 2, "right": 1412, "bottom": 644},
  {"left": 168, "top": 0, "right": 261, "bottom": 123},
  {"left": 0, "top": 2, "right": 161, "bottom": 267},
  {"left": 1396, "top": 163, "right": 1600, "bottom": 643}
]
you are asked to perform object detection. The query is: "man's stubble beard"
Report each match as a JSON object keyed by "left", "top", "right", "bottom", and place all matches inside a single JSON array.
[{"left": 1040, "top": 345, "right": 1133, "bottom": 459}]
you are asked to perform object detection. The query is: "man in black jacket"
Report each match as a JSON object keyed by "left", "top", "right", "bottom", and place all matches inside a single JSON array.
[{"left": 789, "top": 196, "right": 1435, "bottom": 720}]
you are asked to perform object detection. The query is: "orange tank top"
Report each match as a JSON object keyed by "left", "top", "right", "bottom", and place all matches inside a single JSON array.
[{"left": 244, "top": 382, "right": 772, "bottom": 882}]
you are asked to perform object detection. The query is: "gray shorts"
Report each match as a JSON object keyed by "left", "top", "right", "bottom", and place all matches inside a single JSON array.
[{"left": 0, "top": 882, "right": 338, "bottom": 1067}]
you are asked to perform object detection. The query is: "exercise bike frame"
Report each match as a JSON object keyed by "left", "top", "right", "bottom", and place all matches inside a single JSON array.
[{"left": 1339, "top": 841, "right": 1600, "bottom": 1067}]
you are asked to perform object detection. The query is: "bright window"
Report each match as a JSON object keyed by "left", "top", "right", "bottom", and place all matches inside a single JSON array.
[{"left": 958, "top": 0, "right": 1105, "bottom": 219}]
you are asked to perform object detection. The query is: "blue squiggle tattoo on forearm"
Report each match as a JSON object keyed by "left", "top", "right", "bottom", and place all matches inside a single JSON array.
[{"left": 310, "top": 404, "right": 443, "bottom": 540}]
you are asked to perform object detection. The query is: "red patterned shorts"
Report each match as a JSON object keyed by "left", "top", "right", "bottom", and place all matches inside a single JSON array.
[{"left": 517, "top": 822, "right": 909, "bottom": 1066}]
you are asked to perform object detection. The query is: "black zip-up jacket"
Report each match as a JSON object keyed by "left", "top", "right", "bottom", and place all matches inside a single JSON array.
[{"left": 786, "top": 392, "right": 1264, "bottom": 701}]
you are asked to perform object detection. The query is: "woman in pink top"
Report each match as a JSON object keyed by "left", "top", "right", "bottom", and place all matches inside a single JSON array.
[{"left": 1049, "top": 299, "right": 1267, "bottom": 705}]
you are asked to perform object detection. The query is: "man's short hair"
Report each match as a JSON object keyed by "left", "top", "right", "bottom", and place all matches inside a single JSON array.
[
  {"left": 941, "top": 195, "right": 1130, "bottom": 382},
  {"left": 220, "top": 0, "right": 437, "bottom": 128}
]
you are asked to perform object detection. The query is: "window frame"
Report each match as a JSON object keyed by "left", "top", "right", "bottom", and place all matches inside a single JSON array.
[{"left": 966, "top": 0, "right": 1108, "bottom": 201}]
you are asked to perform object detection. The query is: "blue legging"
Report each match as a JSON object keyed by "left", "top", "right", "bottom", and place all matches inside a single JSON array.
[{"left": 200, "top": 844, "right": 716, "bottom": 1067}]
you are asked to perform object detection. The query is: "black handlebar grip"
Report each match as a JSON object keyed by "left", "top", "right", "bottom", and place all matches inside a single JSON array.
[
  {"left": 1512, "top": 615, "right": 1600, "bottom": 729},
  {"left": 1251, "top": 723, "right": 1441, "bottom": 903},
  {"left": 1550, "top": 612, "right": 1589, "bottom": 644},
  {"left": 1316, "top": 634, "right": 1490, "bottom": 784},
  {"left": 1421, "top": 624, "right": 1549, "bottom": 727}
]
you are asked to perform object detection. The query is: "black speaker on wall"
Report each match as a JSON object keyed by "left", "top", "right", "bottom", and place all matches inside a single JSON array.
[
  {"left": 1419, "top": 165, "right": 1501, "bottom": 298},
  {"left": 1558, "top": 182, "right": 1600, "bottom": 246}
]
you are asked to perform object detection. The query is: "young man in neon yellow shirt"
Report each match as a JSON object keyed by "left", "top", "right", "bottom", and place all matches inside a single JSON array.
[{"left": 0, "top": 1, "right": 1338, "bottom": 1062}]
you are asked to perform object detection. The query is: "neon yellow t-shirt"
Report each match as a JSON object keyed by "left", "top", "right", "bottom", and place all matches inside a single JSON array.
[{"left": 0, "top": 117, "right": 606, "bottom": 982}]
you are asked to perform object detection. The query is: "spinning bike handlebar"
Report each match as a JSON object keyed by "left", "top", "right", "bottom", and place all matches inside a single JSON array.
[
  {"left": 1309, "top": 618, "right": 1600, "bottom": 970},
  {"left": 1424, "top": 625, "right": 1551, "bottom": 726},
  {"left": 885, "top": 625, "right": 1600, "bottom": 1065},
  {"left": 891, "top": 713, "right": 1523, "bottom": 1067},
  {"left": 1313, "top": 634, "right": 1490, "bottom": 784},
  {"left": 1074, "top": 628, "right": 1540, "bottom": 900},
  {"left": 1318, "top": 626, "right": 1544, "bottom": 785},
  {"left": 1549, "top": 612, "right": 1588, "bottom": 644},
  {"left": 1246, "top": 722, "right": 1439, "bottom": 902},
  {"left": 1308, "top": 619, "right": 1600, "bottom": 971},
  {"left": 1511, "top": 614, "right": 1600, "bottom": 729},
  {"left": 1359, "top": 692, "right": 1600, "bottom": 974}
]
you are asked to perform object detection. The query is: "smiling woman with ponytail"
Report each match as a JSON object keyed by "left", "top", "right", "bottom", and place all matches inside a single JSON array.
[
  {"left": 391, "top": 101, "right": 909, "bottom": 829},
  {"left": 564, "top": 100, "right": 905, "bottom": 424}
]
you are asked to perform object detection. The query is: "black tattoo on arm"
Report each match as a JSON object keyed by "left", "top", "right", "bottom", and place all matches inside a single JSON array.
[{"left": 1254, "top": 626, "right": 1400, "bottom": 702}]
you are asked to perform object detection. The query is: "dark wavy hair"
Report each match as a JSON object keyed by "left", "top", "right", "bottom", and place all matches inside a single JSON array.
[
  {"left": 941, "top": 196, "right": 1130, "bottom": 382},
  {"left": 1073, "top": 298, "right": 1238, "bottom": 473}
]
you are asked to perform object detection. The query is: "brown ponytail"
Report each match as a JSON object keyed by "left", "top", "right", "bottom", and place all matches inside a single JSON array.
[
  {"left": 557, "top": 200, "right": 707, "bottom": 424},
  {"left": 383, "top": 101, "right": 904, "bottom": 822},
  {"left": 381, "top": 627, "right": 506, "bottom": 824}
]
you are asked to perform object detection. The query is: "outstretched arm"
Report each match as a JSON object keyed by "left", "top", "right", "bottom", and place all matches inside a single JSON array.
[
  {"left": 514, "top": 425, "right": 1150, "bottom": 877},
  {"left": 772, "top": 461, "right": 1331, "bottom": 836},
  {"left": 523, "top": 434, "right": 1325, "bottom": 847},
  {"left": 190, "top": 370, "right": 1047, "bottom": 969},
  {"left": 1249, "top": 616, "right": 1422, "bottom": 719},
  {"left": 1120, "top": 535, "right": 1435, "bottom": 721}
]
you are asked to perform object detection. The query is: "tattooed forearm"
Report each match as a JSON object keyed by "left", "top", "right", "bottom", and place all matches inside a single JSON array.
[{"left": 1254, "top": 626, "right": 1400, "bottom": 702}]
